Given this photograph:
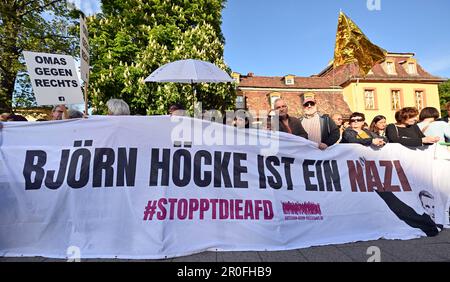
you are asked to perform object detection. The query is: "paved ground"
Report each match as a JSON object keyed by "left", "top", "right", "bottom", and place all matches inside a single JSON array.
[{"left": 2, "top": 229, "right": 450, "bottom": 262}]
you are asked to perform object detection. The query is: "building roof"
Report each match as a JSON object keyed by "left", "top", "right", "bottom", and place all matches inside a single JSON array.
[
  {"left": 238, "top": 75, "right": 336, "bottom": 89},
  {"left": 318, "top": 54, "right": 446, "bottom": 86}
]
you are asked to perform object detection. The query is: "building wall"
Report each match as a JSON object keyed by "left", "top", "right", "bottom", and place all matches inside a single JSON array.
[
  {"left": 342, "top": 82, "right": 441, "bottom": 124},
  {"left": 238, "top": 89, "right": 351, "bottom": 118}
]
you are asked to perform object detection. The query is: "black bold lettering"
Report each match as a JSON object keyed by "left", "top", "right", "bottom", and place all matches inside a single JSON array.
[
  {"left": 67, "top": 148, "right": 91, "bottom": 189},
  {"left": 323, "top": 160, "right": 341, "bottom": 191},
  {"left": 44, "top": 150, "right": 69, "bottom": 189},
  {"left": 266, "top": 156, "right": 282, "bottom": 189},
  {"left": 214, "top": 152, "right": 232, "bottom": 188},
  {"left": 233, "top": 153, "right": 248, "bottom": 188},
  {"left": 193, "top": 150, "right": 212, "bottom": 187},
  {"left": 172, "top": 149, "right": 191, "bottom": 187},
  {"left": 257, "top": 155, "right": 266, "bottom": 189},
  {"left": 23, "top": 150, "right": 47, "bottom": 190},
  {"left": 117, "top": 148, "right": 137, "bottom": 187},
  {"left": 281, "top": 157, "right": 294, "bottom": 190},
  {"left": 303, "top": 159, "right": 317, "bottom": 191},
  {"left": 93, "top": 148, "right": 115, "bottom": 187},
  {"left": 149, "top": 148, "right": 170, "bottom": 186}
]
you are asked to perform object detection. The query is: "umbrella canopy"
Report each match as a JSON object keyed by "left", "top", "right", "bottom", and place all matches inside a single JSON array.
[{"left": 144, "top": 59, "right": 233, "bottom": 83}]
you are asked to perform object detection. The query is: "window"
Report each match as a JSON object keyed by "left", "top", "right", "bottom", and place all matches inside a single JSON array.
[
  {"left": 285, "top": 78, "right": 294, "bottom": 85},
  {"left": 364, "top": 89, "right": 376, "bottom": 110},
  {"left": 269, "top": 93, "right": 281, "bottom": 109},
  {"left": 407, "top": 63, "right": 416, "bottom": 74},
  {"left": 386, "top": 61, "right": 395, "bottom": 75},
  {"left": 391, "top": 90, "right": 401, "bottom": 110},
  {"left": 235, "top": 96, "right": 245, "bottom": 109},
  {"left": 415, "top": 91, "right": 425, "bottom": 111}
]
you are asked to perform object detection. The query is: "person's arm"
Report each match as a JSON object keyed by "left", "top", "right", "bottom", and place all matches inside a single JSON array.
[
  {"left": 323, "top": 117, "right": 340, "bottom": 146},
  {"left": 375, "top": 191, "right": 439, "bottom": 236},
  {"left": 341, "top": 129, "right": 372, "bottom": 146}
]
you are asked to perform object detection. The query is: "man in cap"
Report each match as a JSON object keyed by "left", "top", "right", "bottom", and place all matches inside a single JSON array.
[{"left": 299, "top": 93, "right": 339, "bottom": 150}]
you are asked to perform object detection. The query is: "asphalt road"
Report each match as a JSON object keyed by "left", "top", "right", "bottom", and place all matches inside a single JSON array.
[{"left": 2, "top": 229, "right": 450, "bottom": 262}]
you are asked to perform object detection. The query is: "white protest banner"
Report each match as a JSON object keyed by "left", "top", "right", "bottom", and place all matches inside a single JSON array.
[
  {"left": 23, "top": 51, "right": 84, "bottom": 105},
  {"left": 80, "top": 15, "right": 90, "bottom": 82},
  {"left": 0, "top": 116, "right": 449, "bottom": 259}
]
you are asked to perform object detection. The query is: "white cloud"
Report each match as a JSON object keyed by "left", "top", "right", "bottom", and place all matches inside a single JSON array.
[{"left": 68, "top": 0, "right": 101, "bottom": 16}]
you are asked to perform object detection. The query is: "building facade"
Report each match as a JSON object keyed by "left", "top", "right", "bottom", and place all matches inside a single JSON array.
[{"left": 233, "top": 52, "right": 445, "bottom": 124}]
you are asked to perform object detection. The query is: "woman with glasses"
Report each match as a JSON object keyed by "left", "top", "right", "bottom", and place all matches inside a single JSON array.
[
  {"left": 386, "top": 107, "right": 439, "bottom": 147},
  {"left": 341, "top": 112, "right": 385, "bottom": 147},
  {"left": 369, "top": 115, "right": 388, "bottom": 143}
]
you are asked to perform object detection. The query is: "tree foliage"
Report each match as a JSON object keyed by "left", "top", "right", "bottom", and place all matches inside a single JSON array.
[
  {"left": 88, "top": 0, "right": 235, "bottom": 115},
  {"left": 0, "top": 0, "right": 79, "bottom": 112},
  {"left": 439, "top": 79, "right": 450, "bottom": 115}
]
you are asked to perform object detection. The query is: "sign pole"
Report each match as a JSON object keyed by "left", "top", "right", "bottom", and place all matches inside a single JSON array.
[{"left": 84, "top": 80, "right": 89, "bottom": 116}]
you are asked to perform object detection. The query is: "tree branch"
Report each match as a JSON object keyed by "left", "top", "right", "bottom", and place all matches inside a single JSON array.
[{"left": 19, "top": 0, "right": 64, "bottom": 17}]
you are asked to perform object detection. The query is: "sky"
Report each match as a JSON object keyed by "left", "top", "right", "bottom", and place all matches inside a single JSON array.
[
  {"left": 75, "top": 0, "right": 450, "bottom": 78},
  {"left": 222, "top": 0, "right": 450, "bottom": 78}
]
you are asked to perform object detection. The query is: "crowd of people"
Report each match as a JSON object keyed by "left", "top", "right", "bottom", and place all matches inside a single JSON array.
[
  {"left": 269, "top": 95, "right": 450, "bottom": 150},
  {"left": 1, "top": 96, "right": 450, "bottom": 150}
]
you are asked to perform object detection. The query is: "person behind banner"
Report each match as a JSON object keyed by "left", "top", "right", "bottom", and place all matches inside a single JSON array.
[
  {"left": 331, "top": 112, "right": 344, "bottom": 142},
  {"left": 341, "top": 112, "right": 385, "bottom": 147},
  {"left": 386, "top": 107, "right": 439, "bottom": 147},
  {"left": 1, "top": 113, "right": 11, "bottom": 121},
  {"left": 168, "top": 103, "right": 186, "bottom": 116},
  {"left": 272, "top": 98, "right": 308, "bottom": 139},
  {"left": 417, "top": 107, "right": 450, "bottom": 142},
  {"left": 6, "top": 114, "right": 28, "bottom": 122},
  {"left": 298, "top": 93, "right": 340, "bottom": 150},
  {"left": 106, "top": 99, "right": 130, "bottom": 115},
  {"left": 369, "top": 115, "right": 388, "bottom": 143},
  {"left": 65, "top": 109, "right": 85, "bottom": 119},
  {"left": 51, "top": 105, "right": 67, "bottom": 120}
]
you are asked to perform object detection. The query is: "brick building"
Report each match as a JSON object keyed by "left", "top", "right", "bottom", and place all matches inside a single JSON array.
[{"left": 233, "top": 52, "right": 445, "bottom": 123}]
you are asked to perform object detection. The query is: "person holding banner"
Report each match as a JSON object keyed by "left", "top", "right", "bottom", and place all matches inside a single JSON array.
[
  {"left": 272, "top": 98, "right": 308, "bottom": 139},
  {"left": 386, "top": 107, "right": 439, "bottom": 147},
  {"left": 341, "top": 112, "right": 385, "bottom": 147},
  {"left": 299, "top": 93, "right": 340, "bottom": 150},
  {"left": 369, "top": 115, "right": 388, "bottom": 143}
]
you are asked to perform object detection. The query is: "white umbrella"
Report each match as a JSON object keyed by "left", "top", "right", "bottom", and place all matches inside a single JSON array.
[{"left": 144, "top": 59, "right": 233, "bottom": 110}]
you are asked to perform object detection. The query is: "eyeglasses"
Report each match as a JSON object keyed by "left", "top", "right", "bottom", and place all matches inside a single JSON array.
[
  {"left": 350, "top": 118, "right": 364, "bottom": 122},
  {"left": 303, "top": 102, "right": 316, "bottom": 107}
]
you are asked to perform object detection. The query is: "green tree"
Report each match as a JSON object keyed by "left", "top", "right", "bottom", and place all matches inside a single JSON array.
[
  {"left": 0, "top": 0, "right": 79, "bottom": 112},
  {"left": 439, "top": 79, "right": 450, "bottom": 116},
  {"left": 88, "top": 0, "right": 235, "bottom": 115}
]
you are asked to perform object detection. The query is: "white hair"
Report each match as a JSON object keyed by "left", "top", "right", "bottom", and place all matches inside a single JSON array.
[
  {"left": 66, "top": 109, "right": 84, "bottom": 119},
  {"left": 106, "top": 99, "right": 130, "bottom": 115}
]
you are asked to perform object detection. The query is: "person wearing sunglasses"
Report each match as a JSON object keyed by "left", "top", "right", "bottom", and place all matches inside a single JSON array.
[
  {"left": 299, "top": 94, "right": 340, "bottom": 150},
  {"left": 341, "top": 112, "right": 385, "bottom": 147},
  {"left": 386, "top": 107, "right": 439, "bottom": 147}
]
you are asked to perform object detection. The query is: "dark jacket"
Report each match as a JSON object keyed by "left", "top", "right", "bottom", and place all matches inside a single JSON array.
[
  {"left": 341, "top": 128, "right": 376, "bottom": 146},
  {"left": 299, "top": 114, "right": 340, "bottom": 146},
  {"left": 277, "top": 115, "right": 308, "bottom": 139},
  {"left": 385, "top": 123, "right": 425, "bottom": 147}
]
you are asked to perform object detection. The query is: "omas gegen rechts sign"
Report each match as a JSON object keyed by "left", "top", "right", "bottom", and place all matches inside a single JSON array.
[{"left": 23, "top": 51, "right": 84, "bottom": 105}]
